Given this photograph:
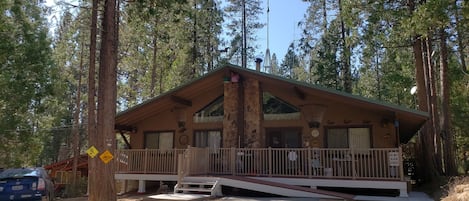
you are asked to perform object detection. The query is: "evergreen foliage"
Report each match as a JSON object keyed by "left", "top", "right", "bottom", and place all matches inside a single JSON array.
[{"left": 0, "top": 0, "right": 468, "bottom": 187}]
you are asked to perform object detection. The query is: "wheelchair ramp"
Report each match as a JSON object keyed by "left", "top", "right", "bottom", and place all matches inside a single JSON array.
[{"left": 220, "top": 176, "right": 355, "bottom": 200}]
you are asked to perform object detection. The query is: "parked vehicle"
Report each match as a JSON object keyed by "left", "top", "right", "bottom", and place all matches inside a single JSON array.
[{"left": 0, "top": 167, "right": 54, "bottom": 201}]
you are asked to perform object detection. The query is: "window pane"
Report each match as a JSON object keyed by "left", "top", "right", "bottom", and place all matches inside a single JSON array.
[
  {"left": 195, "top": 130, "right": 221, "bottom": 153},
  {"left": 349, "top": 128, "right": 370, "bottom": 149},
  {"left": 195, "top": 131, "right": 208, "bottom": 147},
  {"left": 159, "top": 132, "right": 174, "bottom": 150},
  {"left": 145, "top": 132, "right": 174, "bottom": 149},
  {"left": 327, "top": 128, "right": 348, "bottom": 148},
  {"left": 145, "top": 133, "right": 159, "bottom": 149},
  {"left": 208, "top": 131, "right": 221, "bottom": 150}
]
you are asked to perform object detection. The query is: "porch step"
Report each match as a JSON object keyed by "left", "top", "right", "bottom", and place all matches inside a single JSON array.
[{"left": 174, "top": 179, "right": 222, "bottom": 197}]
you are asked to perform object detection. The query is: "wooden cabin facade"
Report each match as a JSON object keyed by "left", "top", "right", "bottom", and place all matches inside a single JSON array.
[{"left": 114, "top": 65, "right": 427, "bottom": 199}]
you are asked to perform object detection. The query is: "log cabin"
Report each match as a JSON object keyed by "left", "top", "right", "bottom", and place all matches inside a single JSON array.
[{"left": 114, "top": 64, "right": 427, "bottom": 200}]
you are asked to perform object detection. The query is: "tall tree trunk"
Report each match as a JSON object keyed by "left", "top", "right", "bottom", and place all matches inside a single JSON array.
[
  {"left": 150, "top": 34, "right": 158, "bottom": 97},
  {"left": 439, "top": 29, "right": 457, "bottom": 175},
  {"left": 424, "top": 38, "right": 442, "bottom": 174},
  {"left": 322, "top": 0, "right": 327, "bottom": 33},
  {"left": 95, "top": 0, "right": 118, "bottom": 200},
  {"left": 72, "top": 38, "right": 85, "bottom": 196},
  {"left": 408, "top": 0, "right": 439, "bottom": 182},
  {"left": 338, "top": 0, "right": 352, "bottom": 93},
  {"left": 192, "top": 1, "right": 198, "bottom": 77},
  {"left": 413, "top": 37, "right": 435, "bottom": 182},
  {"left": 454, "top": 0, "right": 468, "bottom": 74},
  {"left": 87, "top": 0, "right": 98, "bottom": 199}
]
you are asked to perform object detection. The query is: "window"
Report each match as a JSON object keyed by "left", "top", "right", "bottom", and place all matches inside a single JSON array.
[
  {"left": 144, "top": 131, "right": 174, "bottom": 150},
  {"left": 193, "top": 96, "right": 224, "bottom": 123},
  {"left": 263, "top": 92, "right": 300, "bottom": 120},
  {"left": 326, "top": 127, "right": 371, "bottom": 149},
  {"left": 194, "top": 130, "right": 221, "bottom": 152}
]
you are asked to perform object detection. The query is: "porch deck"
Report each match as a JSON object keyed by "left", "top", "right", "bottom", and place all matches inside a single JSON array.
[
  {"left": 115, "top": 147, "right": 405, "bottom": 181},
  {"left": 115, "top": 147, "right": 410, "bottom": 198}
]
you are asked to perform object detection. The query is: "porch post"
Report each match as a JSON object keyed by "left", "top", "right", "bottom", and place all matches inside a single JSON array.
[
  {"left": 351, "top": 148, "right": 356, "bottom": 179},
  {"left": 143, "top": 149, "right": 148, "bottom": 174},
  {"left": 230, "top": 147, "right": 236, "bottom": 175},
  {"left": 307, "top": 147, "right": 311, "bottom": 178},
  {"left": 177, "top": 153, "right": 183, "bottom": 185},
  {"left": 137, "top": 180, "right": 145, "bottom": 193},
  {"left": 268, "top": 147, "right": 272, "bottom": 177},
  {"left": 399, "top": 146, "right": 405, "bottom": 181},
  {"left": 118, "top": 180, "right": 127, "bottom": 195}
]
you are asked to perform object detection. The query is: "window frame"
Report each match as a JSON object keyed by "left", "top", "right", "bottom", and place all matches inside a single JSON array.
[
  {"left": 193, "top": 130, "right": 222, "bottom": 153},
  {"left": 324, "top": 126, "right": 372, "bottom": 149},
  {"left": 144, "top": 131, "right": 175, "bottom": 150}
]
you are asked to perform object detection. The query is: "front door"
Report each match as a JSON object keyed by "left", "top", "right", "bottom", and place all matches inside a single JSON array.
[{"left": 266, "top": 128, "right": 301, "bottom": 148}]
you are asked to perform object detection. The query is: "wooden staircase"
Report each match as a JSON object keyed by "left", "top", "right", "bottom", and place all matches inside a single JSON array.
[{"left": 174, "top": 179, "right": 222, "bottom": 197}]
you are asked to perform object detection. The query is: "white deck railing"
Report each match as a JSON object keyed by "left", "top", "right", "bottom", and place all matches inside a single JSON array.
[{"left": 116, "top": 147, "right": 404, "bottom": 181}]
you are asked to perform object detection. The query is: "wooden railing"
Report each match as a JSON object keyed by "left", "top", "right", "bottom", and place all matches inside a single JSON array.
[
  {"left": 116, "top": 147, "right": 404, "bottom": 181},
  {"left": 116, "top": 149, "right": 185, "bottom": 174}
]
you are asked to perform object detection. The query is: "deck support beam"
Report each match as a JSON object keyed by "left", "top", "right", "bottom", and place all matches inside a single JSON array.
[{"left": 138, "top": 180, "right": 146, "bottom": 193}]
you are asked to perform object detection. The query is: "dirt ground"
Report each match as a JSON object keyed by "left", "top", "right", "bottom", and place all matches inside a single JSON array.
[
  {"left": 58, "top": 192, "right": 217, "bottom": 201},
  {"left": 58, "top": 194, "right": 162, "bottom": 201}
]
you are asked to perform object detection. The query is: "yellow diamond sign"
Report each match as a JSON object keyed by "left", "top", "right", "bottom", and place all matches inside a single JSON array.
[
  {"left": 86, "top": 146, "right": 99, "bottom": 158},
  {"left": 100, "top": 150, "right": 114, "bottom": 164}
]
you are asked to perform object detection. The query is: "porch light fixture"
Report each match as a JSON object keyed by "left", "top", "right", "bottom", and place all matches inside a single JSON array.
[
  {"left": 173, "top": 108, "right": 186, "bottom": 131},
  {"left": 308, "top": 121, "right": 320, "bottom": 128}
]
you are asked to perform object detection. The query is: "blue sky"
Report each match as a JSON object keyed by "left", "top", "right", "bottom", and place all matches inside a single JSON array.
[
  {"left": 45, "top": 0, "right": 310, "bottom": 66},
  {"left": 254, "top": 0, "right": 309, "bottom": 64}
]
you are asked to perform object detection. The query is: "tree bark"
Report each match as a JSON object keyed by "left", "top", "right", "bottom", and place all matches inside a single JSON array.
[
  {"left": 72, "top": 38, "right": 85, "bottom": 195},
  {"left": 413, "top": 37, "right": 435, "bottom": 182},
  {"left": 424, "top": 38, "right": 442, "bottom": 175},
  {"left": 95, "top": 0, "right": 118, "bottom": 200},
  {"left": 338, "top": 0, "right": 352, "bottom": 93},
  {"left": 454, "top": 0, "right": 468, "bottom": 74},
  {"left": 439, "top": 29, "right": 457, "bottom": 176},
  {"left": 87, "top": 0, "right": 98, "bottom": 199},
  {"left": 192, "top": 1, "right": 198, "bottom": 77},
  {"left": 150, "top": 33, "right": 158, "bottom": 97}
]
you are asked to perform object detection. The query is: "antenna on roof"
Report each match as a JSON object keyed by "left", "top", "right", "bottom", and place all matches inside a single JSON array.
[{"left": 263, "top": 0, "right": 272, "bottom": 74}]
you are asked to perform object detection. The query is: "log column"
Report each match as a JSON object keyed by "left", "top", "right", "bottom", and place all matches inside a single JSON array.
[
  {"left": 223, "top": 79, "right": 241, "bottom": 148},
  {"left": 243, "top": 78, "right": 263, "bottom": 148}
]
